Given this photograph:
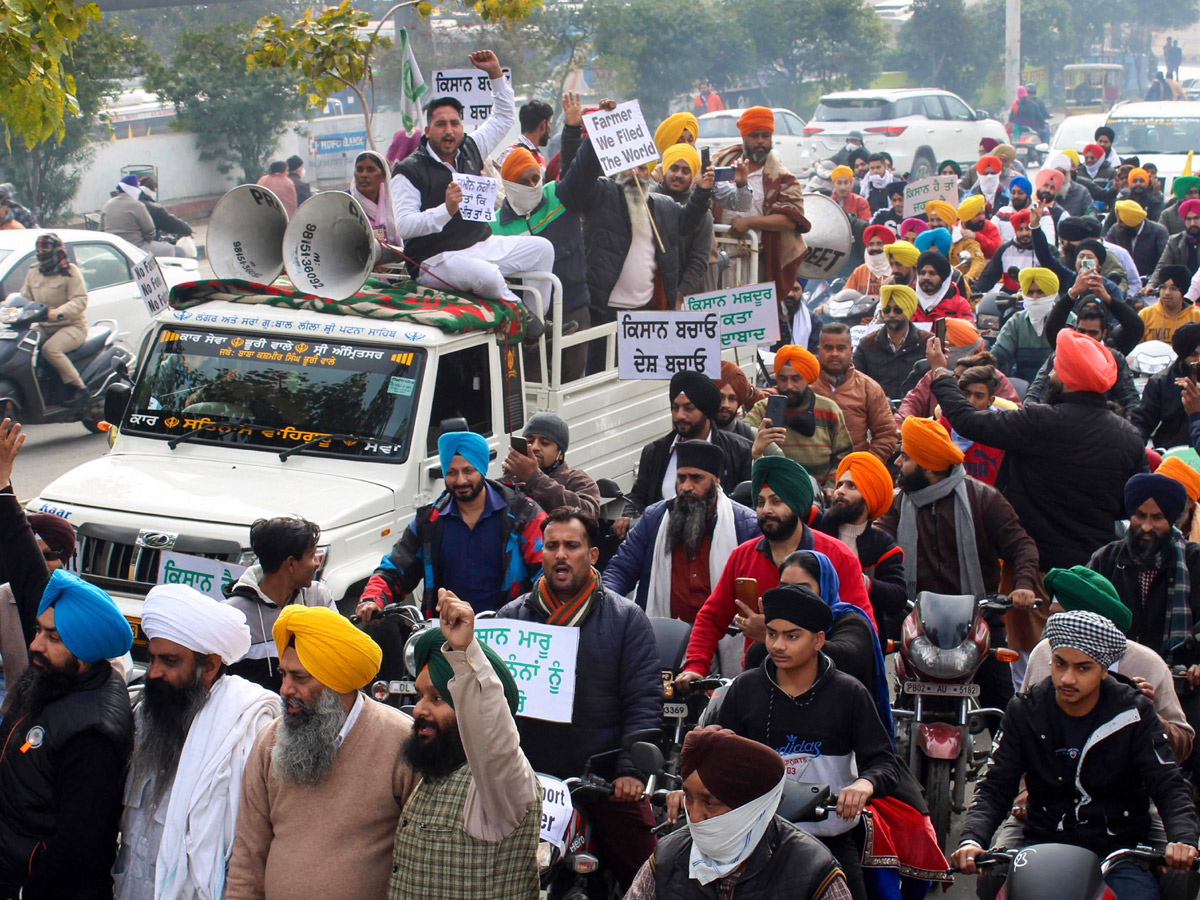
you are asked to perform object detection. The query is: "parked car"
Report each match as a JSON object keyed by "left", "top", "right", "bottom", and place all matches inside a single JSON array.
[
  {"left": 1046, "top": 113, "right": 1108, "bottom": 160},
  {"left": 1103, "top": 100, "right": 1200, "bottom": 194},
  {"left": 798, "top": 88, "right": 1007, "bottom": 179},
  {"left": 0, "top": 229, "right": 198, "bottom": 343},
  {"left": 694, "top": 107, "right": 808, "bottom": 173}
]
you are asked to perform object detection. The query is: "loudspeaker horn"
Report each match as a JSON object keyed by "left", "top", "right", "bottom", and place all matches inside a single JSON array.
[
  {"left": 283, "top": 192, "right": 402, "bottom": 301},
  {"left": 207, "top": 185, "right": 290, "bottom": 283},
  {"left": 795, "top": 191, "right": 855, "bottom": 282}
]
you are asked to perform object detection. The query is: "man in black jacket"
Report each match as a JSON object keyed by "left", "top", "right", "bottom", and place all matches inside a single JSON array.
[
  {"left": 1134, "top": 322, "right": 1200, "bottom": 450},
  {"left": 953, "top": 611, "right": 1198, "bottom": 900},
  {"left": 498, "top": 508, "right": 662, "bottom": 893},
  {"left": 851, "top": 283, "right": 932, "bottom": 401},
  {"left": 648, "top": 143, "right": 714, "bottom": 306},
  {"left": 615, "top": 370, "right": 752, "bottom": 537},
  {"left": 1106, "top": 198, "right": 1170, "bottom": 279},
  {"left": 0, "top": 418, "right": 135, "bottom": 900}
]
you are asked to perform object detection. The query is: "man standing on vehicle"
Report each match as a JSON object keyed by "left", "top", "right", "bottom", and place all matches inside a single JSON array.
[
  {"left": 1095, "top": 126, "right": 1121, "bottom": 171},
  {"left": 392, "top": 591, "right": 541, "bottom": 900},
  {"left": 502, "top": 411, "right": 601, "bottom": 519},
  {"left": 102, "top": 174, "right": 182, "bottom": 257},
  {"left": 498, "top": 508, "right": 663, "bottom": 894},
  {"left": 0, "top": 418, "right": 135, "bottom": 900},
  {"left": 810, "top": 323, "right": 897, "bottom": 461},
  {"left": 392, "top": 50, "right": 555, "bottom": 327},
  {"left": 852, "top": 283, "right": 933, "bottom": 402},
  {"left": 358, "top": 430, "right": 545, "bottom": 616},
  {"left": 224, "top": 516, "right": 338, "bottom": 691},
  {"left": 113, "top": 585, "right": 280, "bottom": 900},
  {"left": 952, "top": 611, "right": 1198, "bottom": 900},
  {"left": 497, "top": 98, "right": 553, "bottom": 168}
]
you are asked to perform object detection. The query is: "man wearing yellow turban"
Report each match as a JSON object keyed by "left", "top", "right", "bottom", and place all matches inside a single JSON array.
[
  {"left": 990, "top": 265, "right": 1062, "bottom": 381},
  {"left": 854, "top": 283, "right": 936, "bottom": 401},
  {"left": 1109, "top": 197, "right": 1169, "bottom": 280},
  {"left": 654, "top": 112, "right": 699, "bottom": 158},
  {"left": 227, "top": 605, "right": 419, "bottom": 900},
  {"left": 957, "top": 193, "right": 1001, "bottom": 261},
  {"left": 831, "top": 163, "right": 870, "bottom": 221},
  {"left": 744, "top": 345, "right": 853, "bottom": 484}
]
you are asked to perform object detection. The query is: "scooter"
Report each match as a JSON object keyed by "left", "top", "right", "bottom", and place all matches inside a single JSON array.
[
  {"left": 0, "top": 293, "right": 132, "bottom": 433},
  {"left": 892, "top": 592, "right": 1021, "bottom": 851},
  {"left": 969, "top": 844, "right": 1200, "bottom": 900}
]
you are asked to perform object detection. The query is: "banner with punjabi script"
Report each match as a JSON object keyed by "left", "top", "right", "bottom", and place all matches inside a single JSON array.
[
  {"left": 683, "top": 282, "right": 780, "bottom": 349},
  {"left": 430, "top": 68, "right": 513, "bottom": 130},
  {"left": 157, "top": 551, "right": 247, "bottom": 602},
  {"left": 617, "top": 311, "right": 721, "bottom": 380},
  {"left": 902, "top": 176, "right": 959, "bottom": 218},
  {"left": 474, "top": 622, "right": 579, "bottom": 723}
]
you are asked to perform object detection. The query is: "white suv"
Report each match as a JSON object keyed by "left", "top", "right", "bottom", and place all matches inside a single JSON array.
[{"left": 799, "top": 88, "right": 1008, "bottom": 179}]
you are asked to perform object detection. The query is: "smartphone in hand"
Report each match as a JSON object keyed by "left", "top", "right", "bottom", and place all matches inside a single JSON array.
[
  {"left": 510, "top": 435, "right": 529, "bottom": 454},
  {"left": 701, "top": 146, "right": 711, "bottom": 172},
  {"left": 765, "top": 394, "right": 788, "bottom": 428},
  {"left": 934, "top": 317, "right": 947, "bottom": 351},
  {"left": 735, "top": 577, "right": 759, "bottom": 612}
]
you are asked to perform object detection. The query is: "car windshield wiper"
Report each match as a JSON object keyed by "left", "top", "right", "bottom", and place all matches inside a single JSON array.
[
  {"left": 279, "top": 432, "right": 379, "bottom": 462},
  {"left": 167, "top": 425, "right": 215, "bottom": 450}
]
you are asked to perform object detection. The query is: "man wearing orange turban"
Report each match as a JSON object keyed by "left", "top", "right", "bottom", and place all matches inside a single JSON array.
[
  {"left": 1158, "top": 454, "right": 1200, "bottom": 541},
  {"left": 713, "top": 359, "right": 766, "bottom": 438},
  {"left": 924, "top": 325, "right": 1147, "bottom": 657},
  {"left": 744, "top": 345, "right": 852, "bottom": 485},
  {"left": 810, "top": 451, "right": 909, "bottom": 639}
]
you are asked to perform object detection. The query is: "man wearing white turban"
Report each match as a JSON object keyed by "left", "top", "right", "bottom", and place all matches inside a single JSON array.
[{"left": 114, "top": 584, "right": 280, "bottom": 900}]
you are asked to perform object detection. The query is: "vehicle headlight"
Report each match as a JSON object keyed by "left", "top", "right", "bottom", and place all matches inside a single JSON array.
[
  {"left": 404, "top": 626, "right": 431, "bottom": 676},
  {"left": 314, "top": 544, "right": 329, "bottom": 577},
  {"left": 908, "top": 635, "right": 981, "bottom": 680}
]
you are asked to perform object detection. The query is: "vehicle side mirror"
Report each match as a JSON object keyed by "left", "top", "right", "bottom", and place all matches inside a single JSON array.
[
  {"left": 622, "top": 728, "right": 662, "bottom": 749},
  {"left": 975, "top": 109, "right": 990, "bottom": 120},
  {"left": 114, "top": 358, "right": 129, "bottom": 379},
  {"left": 630, "top": 741, "right": 665, "bottom": 778},
  {"left": 103, "top": 382, "right": 132, "bottom": 426},
  {"left": 596, "top": 478, "right": 623, "bottom": 499}
]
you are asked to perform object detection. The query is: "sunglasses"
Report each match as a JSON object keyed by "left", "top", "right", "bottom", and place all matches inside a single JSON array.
[{"left": 881, "top": 305, "right": 905, "bottom": 314}]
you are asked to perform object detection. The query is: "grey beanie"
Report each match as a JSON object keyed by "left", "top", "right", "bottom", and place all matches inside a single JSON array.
[{"left": 523, "top": 412, "right": 569, "bottom": 453}]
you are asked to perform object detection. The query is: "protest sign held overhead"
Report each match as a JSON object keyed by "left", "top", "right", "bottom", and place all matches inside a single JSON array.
[
  {"left": 618, "top": 311, "right": 721, "bottom": 380},
  {"left": 684, "top": 282, "right": 780, "bottom": 348},
  {"left": 583, "top": 101, "right": 659, "bottom": 177},
  {"left": 473, "top": 621, "right": 580, "bottom": 723},
  {"left": 903, "top": 176, "right": 959, "bottom": 218},
  {"left": 431, "top": 67, "right": 513, "bottom": 128}
]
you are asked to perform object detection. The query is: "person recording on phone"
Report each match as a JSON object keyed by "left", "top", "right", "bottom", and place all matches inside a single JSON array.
[
  {"left": 1028, "top": 201, "right": 1127, "bottom": 312},
  {"left": 1131, "top": 322, "right": 1200, "bottom": 450}
]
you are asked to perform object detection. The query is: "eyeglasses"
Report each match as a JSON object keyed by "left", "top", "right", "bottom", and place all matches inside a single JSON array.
[{"left": 881, "top": 305, "right": 904, "bottom": 314}]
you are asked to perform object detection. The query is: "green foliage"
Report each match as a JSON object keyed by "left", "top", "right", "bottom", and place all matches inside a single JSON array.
[
  {"left": 0, "top": 21, "right": 149, "bottom": 224},
  {"left": 0, "top": 0, "right": 102, "bottom": 148},
  {"left": 412, "top": 0, "right": 542, "bottom": 24},
  {"left": 148, "top": 24, "right": 307, "bottom": 183}
]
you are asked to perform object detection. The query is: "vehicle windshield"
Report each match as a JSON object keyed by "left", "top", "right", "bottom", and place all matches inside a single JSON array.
[
  {"left": 916, "top": 593, "right": 977, "bottom": 648},
  {"left": 698, "top": 116, "right": 741, "bottom": 139},
  {"left": 124, "top": 326, "right": 425, "bottom": 462},
  {"left": 1109, "top": 117, "right": 1200, "bottom": 155},
  {"left": 1052, "top": 118, "right": 1102, "bottom": 153},
  {"left": 812, "top": 98, "right": 891, "bottom": 122},
  {"left": 0, "top": 250, "right": 11, "bottom": 266}
]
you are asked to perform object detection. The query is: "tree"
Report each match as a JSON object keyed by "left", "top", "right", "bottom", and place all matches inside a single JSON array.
[
  {"left": 0, "top": 21, "right": 150, "bottom": 224},
  {"left": 148, "top": 24, "right": 307, "bottom": 183},
  {"left": 894, "top": 0, "right": 980, "bottom": 98},
  {"left": 0, "top": 0, "right": 102, "bottom": 148}
]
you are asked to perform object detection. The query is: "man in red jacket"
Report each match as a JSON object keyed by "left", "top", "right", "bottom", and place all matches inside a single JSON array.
[{"left": 674, "top": 456, "right": 874, "bottom": 691}]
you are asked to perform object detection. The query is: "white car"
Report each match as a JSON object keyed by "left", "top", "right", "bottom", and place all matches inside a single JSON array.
[
  {"left": 1103, "top": 101, "right": 1200, "bottom": 194},
  {"left": 797, "top": 88, "right": 1008, "bottom": 179},
  {"left": 0, "top": 229, "right": 198, "bottom": 342},
  {"left": 1047, "top": 113, "right": 1108, "bottom": 160},
  {"left": 694, "top": 108, "right": 808, "bottom": 173}
]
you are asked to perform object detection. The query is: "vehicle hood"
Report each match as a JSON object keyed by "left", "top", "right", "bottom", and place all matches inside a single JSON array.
[{"left": 36, "top": 454, "right": 395, "bottom": 529}]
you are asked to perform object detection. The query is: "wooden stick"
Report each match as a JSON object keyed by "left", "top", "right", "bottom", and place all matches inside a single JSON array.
[{"left": 633, "top": 176, "right": 667, "bottom": 255}]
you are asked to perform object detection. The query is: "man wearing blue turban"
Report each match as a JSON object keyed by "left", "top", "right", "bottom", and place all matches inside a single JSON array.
[
  {"left": 356, "top": 428, "right": 547, "bottom": 617},
  {"left": 0, "top": 418, "right": 135, "bottom": 900}
]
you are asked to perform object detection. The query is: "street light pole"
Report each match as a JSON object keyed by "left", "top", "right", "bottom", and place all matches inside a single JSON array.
[{"left": 1005, "top": 0, "right": 1021, "bottom": 110}]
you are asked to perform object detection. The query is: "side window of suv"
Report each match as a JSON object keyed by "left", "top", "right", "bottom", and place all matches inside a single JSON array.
[
  {"left": 425, "top": 342, "right": 493, "bottom": 455},
  {"left": 921, "top": 96, "right": 947, "bottom": 120},
  {"left": 890, "top": 98, "right": 919, "bottom": 118},
  {"left": 941, "top": 95, "right": 975, "bottom": 122}
]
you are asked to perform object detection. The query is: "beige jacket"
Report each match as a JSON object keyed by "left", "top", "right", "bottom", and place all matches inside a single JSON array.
[
  {"left": 20, "top": 265, "right": 88, "bottom": 328},
  {"left": 101, "top": 193, "right": 155, "bottom": 248}
]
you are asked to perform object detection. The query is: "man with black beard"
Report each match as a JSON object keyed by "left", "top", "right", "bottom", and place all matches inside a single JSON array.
[
  {"left": 605, "top": 441, "right": 760, "bottom": 624},
  {"left": 392, "top": 590, "right": 541, "bottom": 900},
  {"left": 114, "top": 584, "right": 279, "bottom": 900},
  {"left": 227, "top": 605, "right": 417, "bottom": 900},
  {"left": 0, "top": 417, "right": 135, "bottom": 900},
  {"left": 1150, "top": 202, "right": 1200, "bottom": 289}
]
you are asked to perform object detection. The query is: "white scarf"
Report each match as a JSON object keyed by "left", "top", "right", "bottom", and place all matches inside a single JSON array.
[
  {"left": 647, "top": 490, "right": 740, "bottom": 618},
  {"left": 350, "top": 150, "right": 399, "bottom": 245},
  {"left": 503, "top": 180, "right": 545, "bottom": 217},
  {"left": 1021, "top": 293, "right": 1058, "bottom": 336},
  {"left": 1084, "top": 157, "right": 1104, "bottom": 180},
  {"left": 864, "top": 249, "right": 891, "bottom": 278},
  {"left": 916, "top": 277, "right": 952, "bottom": 312},
  {"left": 859, "top": 170, "right": 895, "bottom": 197},
  {"left": 688, "top": 777, "right": 786, "bottom": 884},
  {"left": 791, "top": 302, "right": 813, "bottom": 348},
  {"left": 978, "top": 173, "right": 1000, "bottom": 207},
  {"left": 119, "top": 181, "right": 142, "bottom": 200},
  {"left": 154, "top": 676, "right": 281, "bottom": 900}
]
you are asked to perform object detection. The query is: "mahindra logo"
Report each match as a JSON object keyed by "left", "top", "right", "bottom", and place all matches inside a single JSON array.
[{"left": 136, "top": 530, "right": 177, "bottom": 550}]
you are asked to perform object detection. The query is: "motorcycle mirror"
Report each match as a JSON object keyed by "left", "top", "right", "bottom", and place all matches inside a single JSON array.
[
  {"left": 778, "top": 780, "right": 832, "bottom": 822},
  {"left": 622, "top": 728, "right": 663, "bottom": 750},
  {"left": 595, "top": 478, "right": 623, "bottom": 500},
  {"left": 629, "top": 741, "right": 665, "bottom": 778}
]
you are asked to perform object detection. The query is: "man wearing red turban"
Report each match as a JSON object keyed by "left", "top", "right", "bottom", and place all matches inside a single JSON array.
[{"left": 845, "top": 224, "right": 894, "bottom": 299}]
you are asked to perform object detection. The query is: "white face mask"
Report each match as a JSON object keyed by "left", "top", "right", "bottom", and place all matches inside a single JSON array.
[
  {"left": 978, "top": 172, "right": 1000, "bottom": 198},
  {"left": 504, "top": 180, "right": 544, "bottom": 217},
  {"left": 1021, "top": 292, "right": 1058, "bottom": 335},
  {"left": 687, "top": 778, "right": 785, "bottom": 885}
]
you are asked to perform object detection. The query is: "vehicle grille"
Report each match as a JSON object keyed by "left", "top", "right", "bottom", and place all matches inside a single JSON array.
[{"left": 73, "top": 523, "right": 242, "bottom": 594}]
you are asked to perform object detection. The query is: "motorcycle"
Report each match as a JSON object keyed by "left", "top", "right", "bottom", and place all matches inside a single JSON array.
[
  {"left": 974, "top": 287, "right": 1022, "bottom": 346},
  {"left": 353, "top": 602, "right": 434, "bottom": 710},
  {"left": 0, "top": 293, "right": 132, "bottom": 433},
  {"left": 892, "top": 592, "right": 1022, "bottom": 850},
  {"left": 968, "top": 844, "right": 1200, "bottom": 900},
  {"left": 820, "top": 287, "right": 877, "bottom": 328},
  {"left": 538, "top": 731, "right": 665, "bottom": 900}
]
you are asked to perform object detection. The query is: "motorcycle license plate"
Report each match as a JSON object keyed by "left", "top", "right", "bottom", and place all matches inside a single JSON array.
[
  {"left": 125, "top": 616, "right": 148, "bottom": 646},
  {"left": 0, "top": 330, "right": 18, "bottom": 340},
  {"left": 387, "top": 680, "right": 417, "bottom": 695},
  {"left": 903, "top": 681, "right": 980, "bottom": 697},
  {"left": 663, "top": 702, "right": 689, "bottom": 718}
]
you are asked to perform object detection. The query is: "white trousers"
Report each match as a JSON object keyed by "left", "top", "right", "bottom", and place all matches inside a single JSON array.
[{"left": 417, "top": 234, "right": 555, "bottom": 316}]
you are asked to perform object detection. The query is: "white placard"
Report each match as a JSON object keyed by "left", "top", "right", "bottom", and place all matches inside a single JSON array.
[
  {"left": 537, "top": 774, "right": 572, "bottom": 849},
  {"left": 902, "top": 176, "right": 959, "bottom": 218},
  {"left": 583, "top": 100, "right": 659, "bottom": 177},
  {"left": 451, "top": 172, "right": 499, "bottom": 222},
  {"left": 473, "top": 621, "right": 579, "bottom": 723},
  {"left": 134, "top": 253, "right": 170, "bottom": 317},
  {"left": 430, "top": 67, "right": 513, "bottom": 129},
  {"left": 157, "top": 551, "right": 247, "bottom": 602},
  {"left": 617, "top": 311, "right": 722, "bottom": 380},
  {"left": 683, "top": 282, "right": 781, "bottom": 348}
]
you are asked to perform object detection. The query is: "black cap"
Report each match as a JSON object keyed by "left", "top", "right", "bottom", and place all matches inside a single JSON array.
[{"left": 287, "top": 155, "right": 304, "bottom": 172}]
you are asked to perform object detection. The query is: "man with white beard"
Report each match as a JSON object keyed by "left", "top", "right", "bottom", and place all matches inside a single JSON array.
[
  {"left": 114, "top": 584, "right": 279, "bottom": 900},
  {"left": 226, "top": 607, "right": 417, "bottom": 900}
]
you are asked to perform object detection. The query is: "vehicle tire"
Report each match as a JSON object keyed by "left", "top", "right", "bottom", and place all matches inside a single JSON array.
[
  {"left": 910, "top": 152, "right": 936, "bottom": 180},
  {"left": 925, "top": 757, "right": 954, "bottom": 851}
]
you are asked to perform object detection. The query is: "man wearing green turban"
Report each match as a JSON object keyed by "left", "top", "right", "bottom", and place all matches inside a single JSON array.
[
  {"left": 1162, "top": 175, "right": 1200, "bottom": 235},
  {"left": 390, "top": 588, "right": 542, "bottom": 899},
  {"left": 674, "top": 456, "right": 877, "bottom": 692}
]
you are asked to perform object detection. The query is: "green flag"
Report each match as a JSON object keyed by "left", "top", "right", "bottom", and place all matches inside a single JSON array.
[{"left": 399, "top": 27, "right": 427, "bottom": 132}]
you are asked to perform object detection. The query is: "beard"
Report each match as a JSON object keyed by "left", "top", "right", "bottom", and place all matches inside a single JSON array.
[
  {"left": 1126, "top": 526, "right": 1171, "bottom": 567},
  {"left": 130, "top": 667, "right": 209, "bottom": 802},
  {"left": 1014, "top": 235, "right": 1033, "bottom": 249},
  {"left": 8, "top": 651, "right": 82, "bottom": 719},
  {"left": 899, "top": 467, "right": 931, "bottom": 494},
  {"left": 744, "top": 144, "right": 770, "bottom": 164},
  {"left": 826, "top": 496, "right": 867, "bottom": 527},
  {"left": 885, "top": 317, "right": 907, "bottom": 333},
  {"left": 714, "top": 406, "right": 738, "bottom": 427},
  {"left": 1187, "top": 226, "right": 1200, "bottom": 238},
  {"left": 452, "top": 478, "right": 484, "bottom": 503},
  {"left": 402, "top": 715, "right": 468, "bottom": 781},
  {"left": 758, "top": 509, "right": 799, "bottom": 540},
  {"left": 674, "top": 418, "right": 706, "bottom": 440},
  {"left": 784, "top": 388, "right": 808, "bottom": 409},
  {"left": 1011, "top": 194, "right": 1030, "bottom": 210},
  {"left": 668, "top": 490, "right": 714, "bottom": 555},
  {"left": 1044, "top": 376, "right": 1065, "bottom": 405},
  {"left": 271, "top": 687, "right": 349, "bottom": 785}
]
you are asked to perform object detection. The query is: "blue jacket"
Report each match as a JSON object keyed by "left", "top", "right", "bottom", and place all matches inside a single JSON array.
[
  {"left": 602, "top": 496, "right": 761, "bottom": 609},
  {"left": 497, "top": 577, "right": 663, "bottom": 780}
]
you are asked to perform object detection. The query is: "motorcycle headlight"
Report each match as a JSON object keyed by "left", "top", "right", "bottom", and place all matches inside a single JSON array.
[
  {"left": 977, "top": 314, "right": 1000, "bottom": 333},
  {"left": 908, "top": 635, "right": 982, "bottom": 680}
]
